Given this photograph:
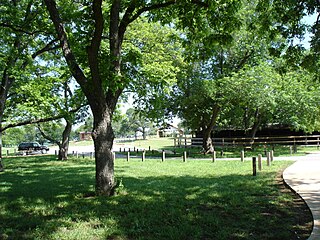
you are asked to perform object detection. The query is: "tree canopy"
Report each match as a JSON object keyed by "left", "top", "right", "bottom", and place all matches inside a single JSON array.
[{"left": 1, "top": 0, "right": 319, "bottom": 195}]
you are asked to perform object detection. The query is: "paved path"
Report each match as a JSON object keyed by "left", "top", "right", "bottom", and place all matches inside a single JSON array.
[{"left": 283, "top": 153, "right": 320, "bottom": 240}]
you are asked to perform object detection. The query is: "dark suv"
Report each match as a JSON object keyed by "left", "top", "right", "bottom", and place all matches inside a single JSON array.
[{"left": 18, "top": 142, "right": 49, "bottom": 154}]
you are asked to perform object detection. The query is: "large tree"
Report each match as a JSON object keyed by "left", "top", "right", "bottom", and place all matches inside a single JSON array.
[
  {"left": 170, "top": 0, "right": 276, "bottom": 153},
  {"left": 43, "top": 0, "right": 242, "bottom": 195}
]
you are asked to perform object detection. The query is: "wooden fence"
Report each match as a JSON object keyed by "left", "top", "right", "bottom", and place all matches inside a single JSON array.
[{"left": 174, "top": 135, "right": 320, "bottom": 148}]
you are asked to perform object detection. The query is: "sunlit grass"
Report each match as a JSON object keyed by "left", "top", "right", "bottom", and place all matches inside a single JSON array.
[{"left": 0, "top": 155, "right": 311, "bottom": 239}]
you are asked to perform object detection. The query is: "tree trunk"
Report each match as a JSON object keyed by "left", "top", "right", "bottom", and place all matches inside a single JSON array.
[
  {"left": 92, "top": 107, "right": 116, "bottom": 196},
  {"left": 247, "top": 109, "right": 261, "bottom": 146},
  {"left": 0, "top": 128, "right": 3, "bottom": 172},
  {"left": 142, "top": 127, "right": 147, "bottom": 140},
  {"left": 58, "top": 120, "right": 72, "bottom": 160},
  {"left": 202, "top": 105, "right": 220, "bottom": 154},
  {"left": 203, "top": 129, "right": 214, "bottom": 153}
]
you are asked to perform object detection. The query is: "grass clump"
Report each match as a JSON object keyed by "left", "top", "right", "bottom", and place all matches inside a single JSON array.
[{"left": 0, "top": 155, "right": 312, "bottom": 239}]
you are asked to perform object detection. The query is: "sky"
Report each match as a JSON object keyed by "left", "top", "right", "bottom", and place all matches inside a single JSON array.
[{"left": 297, "top": 14, "right": 318, "bottom": 48}]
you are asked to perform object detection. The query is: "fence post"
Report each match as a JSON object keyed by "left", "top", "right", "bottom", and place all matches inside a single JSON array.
[
  {"left": 241, "top": 150, "right": 245, "bottom": 162},
  {"left": 252, "top": 157, "right": 257, "bottom": 176},
  {"left": 162, "top": 150, "right": 165, "bottom": 162},
  {"left": 76, "top": 151, "right": 79, "bottom": 158},
  {"left": 174, "top": 138, "right": 176, "bottom": 147},
  {"left": 6, "top": 150, "right": 9, "bottom": 157},
  {"left": 267, "top": 152, "right": 271, "bottom": 166},
  {"left": 212, "top": 151, "right": 216, "bottom": 163},
  {"left": 293, "top": 138, "right": 297, "bottom": 153},
  {"left": 183, "top": 151, "right": 187, "bottom": 162},
  {"left": 0, "top": 159, "right": 3, "bottom": 172},
  {"left": 142, "top": 151, "right": 145, "bottom": 162},
  {"left": 270, "top": 150, "right": 274, "bottom": 162},
  {"left": 289, "top": 146, "right": 293, "bottom": 155},
  {"left": 127, "top": 152, "right": 130, "bottom": 162},
  {"left": 258, "top": 154, "right": 262, "bottom": 171}
]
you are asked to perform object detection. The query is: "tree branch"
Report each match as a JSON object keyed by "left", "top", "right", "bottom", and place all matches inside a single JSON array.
[
  {"left": 120, "top": 0, "right": 208, "bottom": 38},
  {"left": 43, "top": 0, "right": 88, "bottom": 88},
  {"left": 0, "top": 23, "right": 37, "bottom": 35},
  {"left": 207, "top": 104, "right": 220, "bottom": 133},
  {"left": 2, "top": 104, "right": 86, "bottom": 132},
  {"left": 19, "top": 38, "right": 61, "bottom": 70},
  {"left": 129, "top": 0, "right": 208, "bottom": 24},
  {"left": 235, "top": 50, "right": 253, "bottom": 71},
  {"left": 37, "top": 123, "right": 61, "bottom": 146},
  {"left": 31, "top": 39, "right": 61, "bottom": 59},
  {"left": 87, "top": 0, "right": 104, "bottom": 91},
  {"left": 129, "top": 1, "right": 177, "bottom": 24}
]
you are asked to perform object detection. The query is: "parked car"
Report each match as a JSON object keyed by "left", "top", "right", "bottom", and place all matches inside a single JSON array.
[{"left": 18, "top": 142, "right": 49, "bottom": 154}]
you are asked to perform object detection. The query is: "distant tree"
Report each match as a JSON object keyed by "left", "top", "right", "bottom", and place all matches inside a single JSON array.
[
  {"left": 2, "top": 127, "right": 26, "bottom": 146},
  {"left": 171, "top": 0, "right": 275, "bottom": 153},
  {"left": 5, "top": 68, "right": 87, "bottom": 160},
  {"left": 116, "top": 108, "right": 153, "bottom": 140}
]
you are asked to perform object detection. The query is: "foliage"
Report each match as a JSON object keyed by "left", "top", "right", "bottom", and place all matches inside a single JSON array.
[
  {"left": 2, "top": 128, "right": 26, "bottom": 146},
  {"left": 123, "top": 18, "right": 185, "bottom": 123},
  {"left": 0, "top": 0, "right": 58, "bottom": 122},
  {"left": 113, "top": 108, "right": 154, "bottom": 138}
]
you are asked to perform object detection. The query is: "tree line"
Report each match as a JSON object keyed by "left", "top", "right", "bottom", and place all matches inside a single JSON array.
[{"left": 0, "top": 0, "right": 319, "bottom": 195}]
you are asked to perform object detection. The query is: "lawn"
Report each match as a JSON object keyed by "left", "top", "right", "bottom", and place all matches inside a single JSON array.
[
  {"left": 115, "top": 137, "right": 174, "bottom": 150},
  {"left": 0, "top": 155, "right": 312, "bottom": 240}
]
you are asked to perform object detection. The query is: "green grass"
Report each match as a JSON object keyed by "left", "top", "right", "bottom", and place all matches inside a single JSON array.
[
  {"left": 115, "top": 137, "right": 174, "bottom": 150},
  {"left": 1, "top": 147, "right": 16, "bottom": 157},
  {"left": 0, "top": 155, "right": 311, "bottom": 239}
]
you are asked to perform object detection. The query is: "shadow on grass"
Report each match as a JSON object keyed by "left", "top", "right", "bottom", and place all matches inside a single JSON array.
[{"left": 0, "top": 156, "right": 312, "bottom": 240}]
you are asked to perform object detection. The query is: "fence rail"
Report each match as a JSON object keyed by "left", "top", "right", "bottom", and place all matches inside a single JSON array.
[{"left": 174, "top": 135, "right": 320, "bottom": 148}]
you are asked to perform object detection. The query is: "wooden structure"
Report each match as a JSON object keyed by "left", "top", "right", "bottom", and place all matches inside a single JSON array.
[
  {"left": 174, "top": 135, "right": 320, "bottom": 148},
  {"left": 79, "top": 131, "right": 92, "bottom": 141}
]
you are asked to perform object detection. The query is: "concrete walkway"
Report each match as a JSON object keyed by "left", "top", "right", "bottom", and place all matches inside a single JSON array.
[{"left": 283, "top": 153, "right": 320, "bottom": 240}]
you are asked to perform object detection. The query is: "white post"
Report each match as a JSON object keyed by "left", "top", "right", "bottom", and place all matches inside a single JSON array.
[
  {"left": 183, "top": 151, "right": 187, "bottom": 162},
  {"left": 142, "top": 151, "right": 145, "bottom": 162}
]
